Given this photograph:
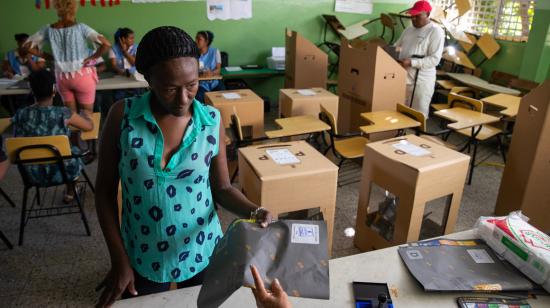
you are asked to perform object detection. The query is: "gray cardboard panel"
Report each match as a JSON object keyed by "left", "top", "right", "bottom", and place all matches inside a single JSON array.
[{"left": 198, "top": 220, "right": 330, "bottom": 307}]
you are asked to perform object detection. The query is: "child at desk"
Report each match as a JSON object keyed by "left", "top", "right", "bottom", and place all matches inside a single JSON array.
[
  {"left": 11, "top": 69, "right": 93, "bottom": 203},
  {"left": 109, "top": 27, "right": 143, "bottom": 103},
  {"left": 195, "top": 30, "right": 223, "bottom": 103},
  {"left": 2, "top": 33, "right": 46, "bottom": 79}
]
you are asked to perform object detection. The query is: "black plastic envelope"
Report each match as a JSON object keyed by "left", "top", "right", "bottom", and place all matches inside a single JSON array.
[{"left": 197, "top": 219, "right": 330, "bottom": 307}]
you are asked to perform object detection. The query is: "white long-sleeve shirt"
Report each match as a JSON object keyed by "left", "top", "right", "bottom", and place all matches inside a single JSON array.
[{"left": 395, "top": 21, "right": 445, "bottom": 83}]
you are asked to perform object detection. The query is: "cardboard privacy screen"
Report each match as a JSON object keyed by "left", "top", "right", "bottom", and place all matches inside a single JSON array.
[{"left": 197, "top": 219, "right": 330, "bottom": 307}]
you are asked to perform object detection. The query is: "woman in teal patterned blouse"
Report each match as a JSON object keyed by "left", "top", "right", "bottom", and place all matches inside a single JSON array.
[{"left": 95, "top": 27, "right": 273, "bottom": 307}]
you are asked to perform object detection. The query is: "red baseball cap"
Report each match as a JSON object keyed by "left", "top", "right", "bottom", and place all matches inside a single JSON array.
[{"left": 409, "top": 0, "right": 432, "bottom": 16}]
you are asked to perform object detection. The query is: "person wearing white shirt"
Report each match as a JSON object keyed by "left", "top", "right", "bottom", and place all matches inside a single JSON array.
[{"left": 395, "top": 0, "right": 445, "bottom": 118}]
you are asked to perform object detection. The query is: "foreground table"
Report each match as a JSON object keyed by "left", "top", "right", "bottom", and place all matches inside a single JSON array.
[
  {"left": 114, "top": 230, "right": 550, "bottom": 308},
  {"left": 481, "top": 93, "right": 521, "bottom": 118},
  {"left": 446, "top": 73, "right": 521, "bottom": 96},
  {"left": 265, "top": 115, "right": 330, "bottom": 139},
  {"left": 359, "top": 110, "right": 420, "bottom": 135}
]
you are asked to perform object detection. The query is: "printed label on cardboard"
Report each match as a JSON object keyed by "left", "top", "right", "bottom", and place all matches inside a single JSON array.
[
  {"left": 297, "top": 89, "right": 317, "bottom": 96},
  {"left": 222, "top": 92, "right": 242, "bottom": 100},
  {"left": 467, "top": 249, "right": 495, "bottom": 264},
  {"left": 291, "top": 224, "right": 320, "bottom": 244},
  {"left": 406, "top": 249, "right": 423, "bottom": 260},
  {"left": 392, "top": 140, "right": 431, "bottom": 157},
  {"left": 266, "top": 149, "right": 300, "bottom": 165}
]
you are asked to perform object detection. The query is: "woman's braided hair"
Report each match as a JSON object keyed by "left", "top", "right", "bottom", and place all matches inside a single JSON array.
[{"left": 135, "top": 26, "right": 199, "bottom": 76}]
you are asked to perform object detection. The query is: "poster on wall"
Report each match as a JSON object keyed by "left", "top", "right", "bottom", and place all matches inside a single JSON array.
[
  {"left": 335, "top": 0, "right": 373, "bottom": 14},
  {"left": 207, "top": 0, "right": 252, "bottom": 21}
]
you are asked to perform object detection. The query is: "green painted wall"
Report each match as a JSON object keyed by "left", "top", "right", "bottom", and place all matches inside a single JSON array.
[
  {"left": 0, "top": 0, "right": 541, "bottom": 96},
  {"left": 519, "top": 8, "right": 550, "bottom": 83},
  {"left": 0, "top": 0, "right": 408, "bottom": 101}
]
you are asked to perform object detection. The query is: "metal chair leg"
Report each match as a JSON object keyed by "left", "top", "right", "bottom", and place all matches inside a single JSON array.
[
  {"left": 18, "top": 187, "right": 29, "bottom": 246},
  {"left": 82, "top": 170, "right": 95, "bottom": 193},
  {"left": 467, "top": 141, "right": 479, "bottom": 185},
  {"left": 0, "top": 187, "right": 16, "bottom": 208},
  {"left": 73, "top": 185, "right": 91, "bottom": 236},
  {"left": 497, "top": 135, "right": 507, "bottom": 163},
  {"left": 0, "top": 230, "right": 13, "bottom": 249},
  {"left": 230, "top": 166, "right": 239, "bottom": 184},
  {"left": 36, "top": 187, "right": 40, "bottom": 206}
]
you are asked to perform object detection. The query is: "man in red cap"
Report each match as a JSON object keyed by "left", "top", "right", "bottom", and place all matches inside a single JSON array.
[{"left": 395, "top": 0, "right": 445, "bottom": 117}]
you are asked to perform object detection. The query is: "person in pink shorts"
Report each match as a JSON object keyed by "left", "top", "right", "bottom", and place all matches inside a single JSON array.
[{"left": 25, "top": 0, "right": 111, "bottom": 118}]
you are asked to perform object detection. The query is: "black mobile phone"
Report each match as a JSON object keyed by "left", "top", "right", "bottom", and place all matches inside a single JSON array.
[{"left": 352, "top": 281, "right": 394, "bottom": 308}]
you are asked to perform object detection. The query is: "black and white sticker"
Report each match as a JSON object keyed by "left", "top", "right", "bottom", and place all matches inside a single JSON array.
[{"left": 291, "top": 224, "right": 319, "bottom": 244}]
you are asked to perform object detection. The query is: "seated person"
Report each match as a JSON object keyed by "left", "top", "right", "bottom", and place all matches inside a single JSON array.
[
  {"left": 109, "top": 27, "right": 142, "bottom": 102},
  {"left": 2, "top": 33, "right": 46, "bottom": 79},
  {"left": 195, "top": 30, "right": 223, "bottom": 102},
  {"left": 109, "top": 27, "right": 137, "bottom": 76},
  {"left": 11, "top": 69, "right": 93, "bottom": 203}
]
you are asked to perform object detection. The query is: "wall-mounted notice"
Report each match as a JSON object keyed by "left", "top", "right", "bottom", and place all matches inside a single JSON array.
[
  {"left": 335, "top": 0, "right": 373, "bottom": 14},
  {"left": 207, "top": 0, "right": 252, "bottom": 21}
]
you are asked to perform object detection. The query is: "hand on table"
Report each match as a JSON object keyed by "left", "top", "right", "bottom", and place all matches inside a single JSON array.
[
  {"left": 254, "top": 207, "right": 273, "bottom": 228},
  {"left": 250, "top": 265, "right": 291, "bottom": 308},
  {"left": 96, "top": 258, "right": 138, "bottom": 308}
]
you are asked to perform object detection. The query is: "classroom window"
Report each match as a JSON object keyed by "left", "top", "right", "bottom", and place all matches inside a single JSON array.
[{"left": 432, "top": 0, "right": 537, "bottom": 42}]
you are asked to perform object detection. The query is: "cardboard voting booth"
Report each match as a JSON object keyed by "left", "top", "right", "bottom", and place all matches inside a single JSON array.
[
  {"left": 495, "top": 80, "right": 550, "bottom": 232},
  {"left": 238, "top": 141, "right": 338, "bottom": 253},
  {"left": 285, "top": 29, "right": 328, "bottom": 89},
  {"left": 354, "top": 135, "right": 470, "bottom": 251},
  {"left": 197, "top": 220, "right": 330, "bottom": 307},
  {"left": 279, "top": 88, "right": 338, "bottom": 119},
  {"left": 337, "top": 39, "right": 406, "bottom": 135},
  {"left": 205, "top": 89, "right": 264, "bottom": 138}
]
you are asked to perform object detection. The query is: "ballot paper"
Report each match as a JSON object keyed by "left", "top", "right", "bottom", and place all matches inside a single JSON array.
[
  {"left": 197, "top": 220, "right": 330, "bottom": 307},
  {"left": 392, "top": 140, "right": 431, "bottom": 157},
  {"left": 266, "top": 148, "right": 301, "bottom": 165},
  {"left": 297, "top": 89, "right": 317, "bottom": 96},
  {"left": 224, "top": 66, "right": 243, "bottom": 72},
  {"left": 222, "top": 92, "right": 242, "bottom": 100},
  {"left": 398, "top": 239, "right": 533, "bottom": 292}
]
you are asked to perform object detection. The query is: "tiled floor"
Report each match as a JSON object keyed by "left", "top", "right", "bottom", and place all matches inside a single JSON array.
[{"left": 0, "top": 112, "right": 507, "bottom": 307}]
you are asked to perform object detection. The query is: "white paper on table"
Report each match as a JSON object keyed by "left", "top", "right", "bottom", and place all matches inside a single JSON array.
[
  {"left": 132, "top": 72, "right": 147, "bottom": 82},
  {"left": 335, "top": 0, "right": 373, "bottom": 14},
  {"left": 0, "top": 78, "right": 19, "bottom": 86},
  {"left": 225, "top": 66, "right": 243, "bottom": 72},
  {"left": 338, "top": 20, "right": 369, "bottom": 40},
  {"left": 272, "top": 47, "right": 285, "bottom": 58},
  {"left": 266, "top": 149, "right": 300, "bottom": 165},
  {"left": 297, "top": 89, "right": 317, "bottom": 96},
  {"left": 392, "top": 140, "right": 431, "bottom": 157},
  {"left": 222, "top": 92, "right": 241, "bottom": 100}
]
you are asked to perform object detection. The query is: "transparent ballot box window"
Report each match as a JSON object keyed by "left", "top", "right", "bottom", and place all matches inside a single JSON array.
[{"left": 365, "top": 182, "right": 456, "bottom": 242}]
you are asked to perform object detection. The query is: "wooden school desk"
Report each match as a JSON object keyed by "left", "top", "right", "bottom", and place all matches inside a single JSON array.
[
  {"left": 265, "top": 115, "right": 330, "bottom": 139},
  {"left": 359, "top": 110, "right": 420, "bottom": 135},
  {"left": 221, "top": 67, "right": 284, "bottom": 79},
  {"left": 446, "top": 73, "right": 521, "bottom": 96},
  {"left": 113, "top": 229, "right": 550, "bottom": 308},
  {"left": 434, "top": 107, "right": 501, "bottom": 184},
  {"left": 481, "top": 93, "right": 521, "bottom": 118}
]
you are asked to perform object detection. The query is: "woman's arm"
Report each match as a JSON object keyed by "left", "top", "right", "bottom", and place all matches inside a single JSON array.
[
  {"left": 209, "top": 122, "right": 272, "bottom": 227},
  {"left": 95, "top": 101, "right": 138, "bottom": 307},
  {"left": 67, "top": 112, "right": 93, "bottom": 132},
  {"left": 109, "top": 54, "right": 125, "bottom": 75},
  {"left": 2, "top": 60, "right": 14, "bottom": 78},
  {"left": 84, "top": 36, "right": 112, "bottom": 66},
  {"left": 212, "top": 63, "right": 221, "bottom": 76},
  {"left": 122, "top": 49, "right": 136, "bottom": 67}
]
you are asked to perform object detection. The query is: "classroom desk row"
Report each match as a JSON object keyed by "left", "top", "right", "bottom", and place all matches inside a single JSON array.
[{"left": 114, "top": 229, "right": 550, "bottom": 308}]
